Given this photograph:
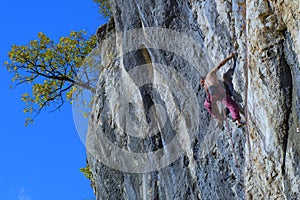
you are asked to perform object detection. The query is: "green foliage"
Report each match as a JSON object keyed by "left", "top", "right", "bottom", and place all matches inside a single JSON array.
[
  {"left": 4, "top": 30, "right": 97, "bottom": 125},
  {"left": 80, "top": 164, "right": 93, "bottom": 180},
  {"left": 93, "top": 0, "right": 111, "bottom": 17}
]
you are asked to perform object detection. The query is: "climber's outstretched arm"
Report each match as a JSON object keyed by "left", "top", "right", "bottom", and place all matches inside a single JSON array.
[{"left": 209, "top": 53, "right": 235, "bottom": 74}]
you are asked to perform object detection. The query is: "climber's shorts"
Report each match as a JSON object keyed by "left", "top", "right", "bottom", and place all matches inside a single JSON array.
[{"left": 204, "top": 93, "right": 241, "bottom": 121}]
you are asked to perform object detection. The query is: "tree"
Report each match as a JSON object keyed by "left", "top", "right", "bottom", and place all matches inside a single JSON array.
[
  {"left": 93, "top": 0, "right": 111, "bottom": 17},
  {"left": 4, "top": 30, "right": 98, "bottom": 125}
]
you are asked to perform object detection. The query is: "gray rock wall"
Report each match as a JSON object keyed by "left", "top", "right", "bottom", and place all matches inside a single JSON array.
[
  {"left": 86, "top": 0, "right": 300, "bottom": 199},
  {"left": 246, "top": 0, "right": 300, "bottom": 199}
]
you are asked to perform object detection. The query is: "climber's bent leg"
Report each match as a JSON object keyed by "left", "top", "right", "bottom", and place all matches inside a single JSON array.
[
  {"left": 222, "top": 94, "right": 241, "bottom": 121},
  {"left": 204, "top": 99, "right": 223, "bottom": 120}
]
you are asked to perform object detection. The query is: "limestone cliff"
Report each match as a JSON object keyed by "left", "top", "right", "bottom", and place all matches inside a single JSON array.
[{"left": 86, "top": 0, "right": 300, "bottom": 199}]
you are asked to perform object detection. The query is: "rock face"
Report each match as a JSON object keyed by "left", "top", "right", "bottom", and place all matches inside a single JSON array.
[
  {"left": 246, "top": 1, "right": 299, "bottom": 199},
  {"left": 86, "top": 0, "right": 300, "bottom": 199}
]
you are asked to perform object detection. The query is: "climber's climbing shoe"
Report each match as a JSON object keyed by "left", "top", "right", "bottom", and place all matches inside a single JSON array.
[{"left": 235, "top": 120, "right": 244, "bottom": 128}]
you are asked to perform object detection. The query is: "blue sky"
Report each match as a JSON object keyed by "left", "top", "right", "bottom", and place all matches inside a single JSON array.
[{"left": 0, "top": 0, "right": 106, "bottom": 199}]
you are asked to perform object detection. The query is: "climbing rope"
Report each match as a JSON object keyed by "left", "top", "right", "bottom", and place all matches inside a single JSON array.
[
  {"left": 223, "top": 107, "right": 242, "bottom": 174},
  {"left": 221, "top": 105, "right": 246, "bottom": 198},
  {"left": 241, "top": 0, "right": 251, "bottom": 166},
  {"left": 224, "top": 116, "right": 238, "bottom": 165}
]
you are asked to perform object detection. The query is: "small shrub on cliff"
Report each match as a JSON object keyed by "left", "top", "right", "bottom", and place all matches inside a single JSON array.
[{"left": 80, "top": 164, "right": 94, "bottom": 180}]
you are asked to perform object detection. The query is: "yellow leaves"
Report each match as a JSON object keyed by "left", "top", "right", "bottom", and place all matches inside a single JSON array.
[
  {"left": 93, "top": 0, "right": 111, "bottom": 17},
  {"left": 30, "top": 40, "right": 38, "bottom": 48},
  {"left": 21, "top": 93, "right": 29, "bottom": 102},
  {"left": 6, "top": 29, "right": 98, "bottom": 125},
  {"left": 74, "top": 56, "right": 82, "bottom": 64},
  {"left": 51, "top": 80, "right": 57, "bottom": 86},
  {"left": 31, "top": 80, "right": 61, "bottom": 105},
  {"left": 56, "top": 43, "right": 62, "bottom": 49},
  {"left": 11, "top": 74, "right": 20, "bottom": 82},
  {"left": 33, "top": 84, "right": 40, "bottom": 93},
  {"left": 8, "top": 51, "right": 14, "bottom": 59},
  {"left": 37, "top": 32, "right": 45, "bottom": 39},
  {"left": 25, "top": 117, "right": 33, "bottom": 126},
  {"left": 59, "top": 37, "right": 65, "bottom": 43},
  {"left": 60, "top": 37, "right": 71, "bottom": 45},
  {"left": 23, "top": 108, "right": 33, "bottom": 114},
  {"left": 70, "top": 30, "right": 86, "bottom": 39},
  {"left": 70, "top": 31, "right": 77, "bottom": 37},
  {"left": 83, "top": 112, "right": 89, "bottom": 119},
  {"left": 38, "top": 32, "right": 51, "bottom": 47},
  {"left": 66, "top": 88, "right": 74, "bottom": 100},
  {"left": 80, "top": 164, "right": 93, "bottom": 180},
  {"left": 22, "top": 93, "right": 29, "bottom": 97}
]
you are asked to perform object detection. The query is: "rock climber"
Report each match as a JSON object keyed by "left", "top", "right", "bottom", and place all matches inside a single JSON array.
[{"left": 200, "top": 53, "right": 243, "bottom": 128}]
